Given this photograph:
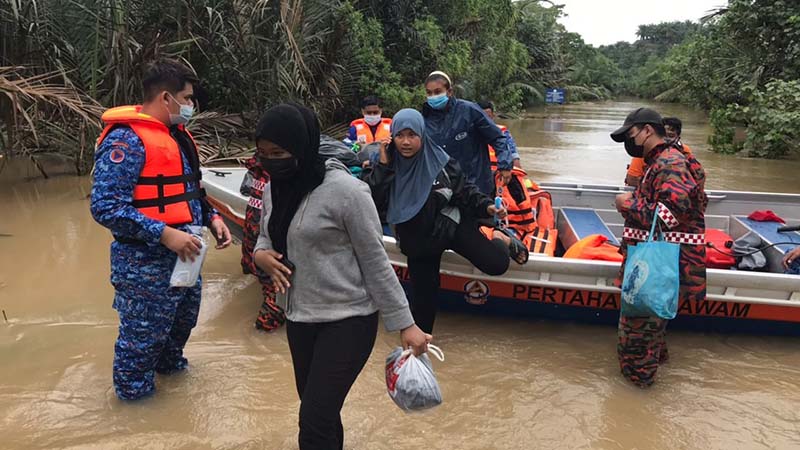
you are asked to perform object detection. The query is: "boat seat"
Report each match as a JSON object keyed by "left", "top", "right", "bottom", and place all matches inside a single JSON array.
[
  {"left": 731, "top": 216, "right": 800, "bottom": 273},
  {"left": 557, "top": 207, "right": 620, "bottom": 250}
]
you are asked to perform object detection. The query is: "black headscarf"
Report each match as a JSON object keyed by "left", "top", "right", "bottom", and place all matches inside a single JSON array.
[{"left": 255, "top": 103, "right": 325, "bottom": 255}]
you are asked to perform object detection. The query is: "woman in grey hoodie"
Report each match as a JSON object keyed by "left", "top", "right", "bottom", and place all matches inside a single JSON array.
[{"left": 252, "top": 104, "right": 429, "bottom": 450}]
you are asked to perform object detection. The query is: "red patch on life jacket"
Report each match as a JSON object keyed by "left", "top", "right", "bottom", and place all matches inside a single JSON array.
[{"left": 109, "top": 148, "right": 126, "bottom": 164}]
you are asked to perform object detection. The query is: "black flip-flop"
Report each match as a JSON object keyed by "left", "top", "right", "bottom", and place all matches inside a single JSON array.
[{"left": 496, "top": 228, "right": 529, "bottom": 265}]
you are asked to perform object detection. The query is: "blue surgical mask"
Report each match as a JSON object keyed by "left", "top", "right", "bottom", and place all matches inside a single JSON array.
[
  {"left": 427, "top": 93, "right": 449, "bottom": 110},
  {"left": 168, "top": 94, "right": 194, "bottom": 125}
]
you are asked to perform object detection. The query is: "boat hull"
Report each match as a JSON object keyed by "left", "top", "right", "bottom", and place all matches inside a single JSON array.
[{"left": 201, "top": 167, "right": 800, "bottom": 335}]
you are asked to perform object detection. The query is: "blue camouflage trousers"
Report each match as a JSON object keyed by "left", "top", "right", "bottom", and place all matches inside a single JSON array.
[{"left": 110, "top": 242, "right": 201, "bottom": 400}]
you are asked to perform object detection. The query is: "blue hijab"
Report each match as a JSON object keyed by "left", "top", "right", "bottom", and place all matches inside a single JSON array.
[{"left": 386, "top": 109, "right": 451, "bottom": 225}]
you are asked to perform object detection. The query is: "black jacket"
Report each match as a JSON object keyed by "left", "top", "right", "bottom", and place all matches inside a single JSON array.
[{"left": 362, "top": 157, "right": 493, "bottom": 255}]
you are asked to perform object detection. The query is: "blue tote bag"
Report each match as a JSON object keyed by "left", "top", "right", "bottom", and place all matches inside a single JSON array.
[{"left": 621, "top": 208, "right": 681, "bottom": 319}]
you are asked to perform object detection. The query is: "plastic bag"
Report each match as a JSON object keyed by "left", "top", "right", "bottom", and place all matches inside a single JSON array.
[
  {"left": 621, "top": 208, "right": 680, "bottom": 319},
  {"left": 385, "top": 344, "right": 444, "bottom": 412},
  {"left": 169, "top": 226, "right": 208, "bottom": 287}
]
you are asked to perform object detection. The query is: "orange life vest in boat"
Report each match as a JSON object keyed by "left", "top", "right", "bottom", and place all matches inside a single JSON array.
[
  {"left": 524, "top": 226, "right": 557, "bottom": 256},
  {"left": 478, "top": 225, "right": 558, "bottom": 256},
  {"left": 488, "top": 124, "right": 508, "bottom": 171},
  {"left": 526, "top": 180, "right": 555, "bottom": 230},
  {"left": 563, "top": 234, "right": 623, "bottom": 262},
  {"left": 495, "top": 167, "right": 536, "bottom": 234},
  {"left": 97, "top": 105, "right": 203, "bottom": 226},
  {"left": 350, "top": 118, "right": 392, "bottom": 145}
]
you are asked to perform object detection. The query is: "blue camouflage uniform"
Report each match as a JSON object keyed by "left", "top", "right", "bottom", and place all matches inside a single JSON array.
[{"left": 90, "top": 125, "right": 216, "bottom": 400}]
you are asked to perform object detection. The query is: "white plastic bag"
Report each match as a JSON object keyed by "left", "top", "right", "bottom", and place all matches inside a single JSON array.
[
  {"left": 385, "top": 344, "right": 444, "bottom": 412},
  {"left": 169, "top": 226, "right": 208, "bottom": 287}
]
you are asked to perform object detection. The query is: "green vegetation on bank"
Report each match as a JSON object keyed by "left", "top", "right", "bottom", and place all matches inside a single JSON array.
[
  {"left": 601, "top": 0, "right": 800, "bottom": 158},
  {"left": 1, "top": 0, "right": 797, "bottom": 175},
  {"left": 0, "top": 0, "right": 615, "bottom": 173}
]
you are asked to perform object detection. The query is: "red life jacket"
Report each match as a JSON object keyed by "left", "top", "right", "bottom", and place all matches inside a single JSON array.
[
  {"left": 705, "top": 228, "right": 736, "bottom": 269},
  {"left": 97, "top": 105, "right": 203, "bottom": 226}
]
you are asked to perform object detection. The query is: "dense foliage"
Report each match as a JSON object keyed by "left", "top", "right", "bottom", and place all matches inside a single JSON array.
[
  {"left": 0, "top": 0, "right": 616, "bottom": 173},
  {"left": 601, "top": 0, "right": 800, "bottom": 158}
]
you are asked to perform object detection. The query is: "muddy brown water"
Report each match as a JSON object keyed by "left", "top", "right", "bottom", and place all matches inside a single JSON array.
[{"left": 1, "top": 101, "right": 799, "bottom": 450}]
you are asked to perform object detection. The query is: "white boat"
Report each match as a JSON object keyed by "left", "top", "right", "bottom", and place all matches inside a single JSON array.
[{"left": 202, "top": 167, "right": 800, "bottom": 335}]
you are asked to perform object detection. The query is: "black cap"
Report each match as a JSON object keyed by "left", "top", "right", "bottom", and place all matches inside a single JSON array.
[
  {"left": 610, "top": 107, "right": 663, "bottom": 142},
  {"left": 477, "top": 100, "right": 494, "bottom": 111}
]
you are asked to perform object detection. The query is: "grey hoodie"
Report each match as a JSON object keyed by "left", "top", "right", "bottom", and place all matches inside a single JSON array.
[{"left": 254, "top": 159, "right": 414, "bottom": 331}]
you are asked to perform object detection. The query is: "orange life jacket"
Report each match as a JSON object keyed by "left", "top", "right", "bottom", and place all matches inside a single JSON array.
[
  {"left": 478, "top": 225, "right": 557, "bottom": 256},
  {"left": 526, "top": 180, "right": 555, "bottom": 230},
  {"left": 350, "top": 118, "right": 392, "bottom": 145},
  {"left": 495, "top": 167, "right": 536, "bottom": 234},
  {"left": 563, "top": 234, "right": 623, "bottom": 262},
  {"left": 96, "top": 105, "right": 203, "bottom": 226},
  {"left": 488, "top": 124, "right": 508, "bottom": 171},
  {"left": 525, "top": 226, "right": 557, "bottom": 256}
]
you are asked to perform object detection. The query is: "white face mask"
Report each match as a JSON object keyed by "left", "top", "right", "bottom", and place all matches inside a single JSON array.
[
  {"left": 167, "top": 94, "right": 194, "bottom": 125},
  {"left": 363, "top": 114, "right": 382, "bottom": 126}
]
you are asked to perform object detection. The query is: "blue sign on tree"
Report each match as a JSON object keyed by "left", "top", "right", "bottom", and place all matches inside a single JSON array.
[{"left": 545, "top": 88, "right": 566, "bottom": 104}]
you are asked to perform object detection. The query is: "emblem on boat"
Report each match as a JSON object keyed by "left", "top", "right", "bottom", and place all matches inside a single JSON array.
[{"left": 464, "top": 280, "right": 490, "bottom": 305}]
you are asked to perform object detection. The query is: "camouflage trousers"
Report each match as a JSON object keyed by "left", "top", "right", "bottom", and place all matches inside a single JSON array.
[
  {"left": 617, "top": 315, "right": 669, "bottom": 388},
  {"left": 110, "top": 244, "right": 201, "bottom": 400},
  {"left": 254, "top": 270, "right": 286, "bottom": 332}
]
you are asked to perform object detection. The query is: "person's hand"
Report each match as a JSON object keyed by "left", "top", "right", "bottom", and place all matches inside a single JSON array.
[
  {"left": 615, "top": 192, "right": 633, "bottom": 213},
  {"left": 625, "top": 174, "right": 642, "bottom": 188},
  {"left": 160, "top": 227, "right": 202, "bottom": 262},
  {"left": 254, "top": 249, "right": 292, "bottom": 293},
  {"left": 210, "top": 217, "right": 232, "bottom": 249},
  {"left": 378, "top": 137, "right": 392, "bottom": 165},
  {"left": 499, "top": 169, "right": 512, "bottom": 186},
  {"left": 400, "top": 324, "right": 432, "bottom": 356},
  {"left": 782, "top": 246, "right": 800, "bottom": 269},
  {"left": 512, "top": 158, "right": 522, "bottom": 169},
  {"left": 487, "top": 204, "right": 508, "bottom": 218}
]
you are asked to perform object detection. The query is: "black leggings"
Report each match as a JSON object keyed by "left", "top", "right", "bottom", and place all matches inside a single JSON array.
[
  {"left": 286, "top": 313, "right": 379, "bottom": 450},
  {"left": 405, "top": 217, "right": 509, "bottom": 333}
]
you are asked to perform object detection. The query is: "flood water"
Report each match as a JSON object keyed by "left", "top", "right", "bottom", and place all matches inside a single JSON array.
[
  {"left": 2, "top": 101, "right": 800, "bottom": 450},
  {"left": 509, "top": 99, "right": 800, "bottom": 193}
]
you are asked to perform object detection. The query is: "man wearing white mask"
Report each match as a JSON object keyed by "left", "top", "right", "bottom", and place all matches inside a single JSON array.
[
  {"left": 344, "top": 95, "right": 392, "bottom": 150},
  {"left": 91, "top": 58, "right": 231, "bottom": 400}
]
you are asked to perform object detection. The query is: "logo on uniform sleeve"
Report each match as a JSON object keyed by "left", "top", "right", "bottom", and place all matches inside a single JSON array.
[
  {"left": 455, "top": 132, "right": 468, "bottom": 141},
  {"left": 109, "top": 147, "right": 126, "bottom": 164}
]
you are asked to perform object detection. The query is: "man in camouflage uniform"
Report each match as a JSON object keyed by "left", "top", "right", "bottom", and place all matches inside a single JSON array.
[
  {"left": 240, "top": 156, "right": 285, "bottom": 331},
  {"left": 91, "top": 59, "right": 231, "bottom": 400},
  {"left": 611, "top": 108, "right": 707, "bottom": 388}
]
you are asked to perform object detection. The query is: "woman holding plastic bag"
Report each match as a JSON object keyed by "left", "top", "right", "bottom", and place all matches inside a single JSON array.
[
  {"left": 611, "top": 107, "right": 707, "bottom": 388},
  {"left": 252, "top": 103, "right": 430, "bottom": 450}
]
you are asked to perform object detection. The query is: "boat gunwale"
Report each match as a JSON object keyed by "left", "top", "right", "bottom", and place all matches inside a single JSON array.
[{"left": 201, "top": 167, "right": 800, "bottom": 309}]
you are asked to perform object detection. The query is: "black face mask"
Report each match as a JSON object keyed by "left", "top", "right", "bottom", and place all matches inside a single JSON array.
[
  {"left": 261, "top": 157, "right": 299, "bottom": 180},
  {"left": 624, "top": 128, "right": 646, "bottom": 158}
]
